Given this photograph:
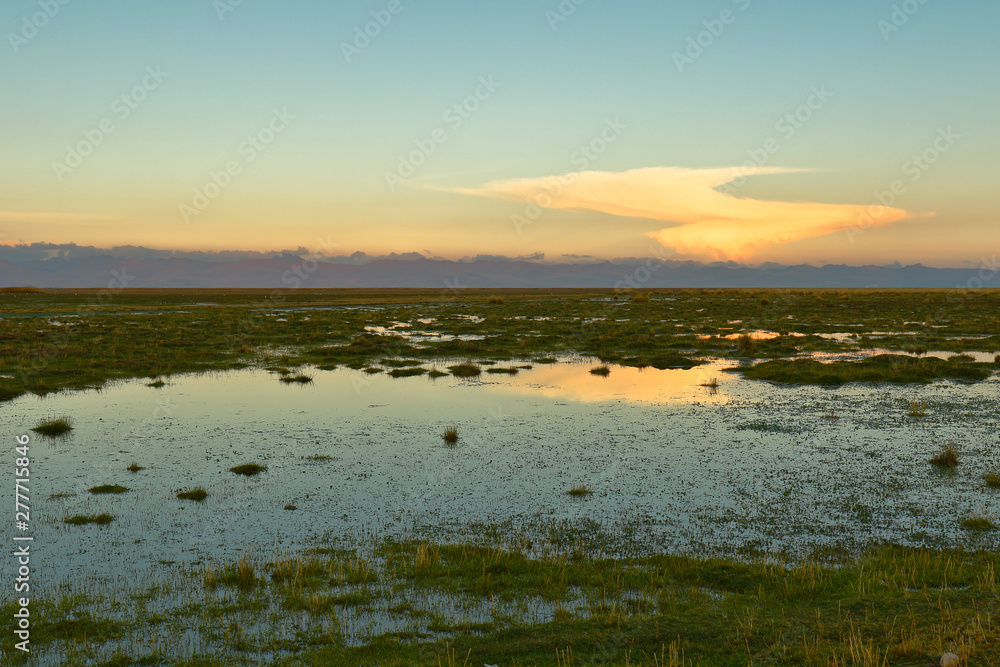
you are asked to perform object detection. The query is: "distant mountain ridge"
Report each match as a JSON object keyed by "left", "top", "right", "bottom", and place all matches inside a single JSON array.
[{"left": 0, "top": 253, "right": 986, "bottom": 288}]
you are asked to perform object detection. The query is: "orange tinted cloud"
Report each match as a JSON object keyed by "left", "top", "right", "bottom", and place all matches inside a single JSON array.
[{"left": 458, "top": 167, "right": 917, "bottom": 260}]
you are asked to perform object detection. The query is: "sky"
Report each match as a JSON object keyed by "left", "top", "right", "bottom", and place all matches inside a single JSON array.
[{"left": 1, "top": 0, "right": 997, "bottom": 267}]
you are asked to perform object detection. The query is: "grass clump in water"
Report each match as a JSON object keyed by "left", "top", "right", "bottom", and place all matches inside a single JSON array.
[
  {"left": 907, "top": 398, "right": 928, "bottom": 417},
  {"left": 88, "top": 485, "right": 129, "bottom": 495},
  {"left": 442, "top": 426, "right": 459, "bottom": 445},
  {"left": 567, "top": 485, "right": 593, "bottom": 496},
  {"left": 589, "top": 365, "right": 610, "bottom": 376},
  {"left": 699, "top": 376, "right": 720, "bottom": 388},
  {"left": 64, "top": 514, "right": 114, "bottom": 525},
  {"left": 126, "top": 462, "right": 144, "bottom": 472},
  {"left": 177, "top": 488, "right": 208, "bottom": 501},
  {"left": 428, "top": 369, "right": 448, "bottom": 378},
  {"left": 231, "top": 463, "right": 267, "bottom": 477},
  {"left": 31, "top": 416, "right": 73, "bottom": 436},
  {"left": 486, "top": 367, "right": 518, "bottom": 375},
  {"left": 279, "top": 374, "right": 313, "bottom": 384},
  {"left": 929, "top": 446, "right": 960, "bottom": 469},
  {"left": 961, "top": 514, "right": 996, "bottom": 531},
  {"left": 983, "top": 472, "right": 1000, "bottom": 488},
  {"left": 388, "top": 367, "right": 427, "bottom": 378},
  {"left": 204, "top": 556, "right": 258, "bottom": 591},
  {"left": 448, "top": 363, "right": 481, "bottom": 378},
  {"left": 147, "top": 379, "right": 166, "bottom": 388},
  {"left": 741, "top": 354, "right": 994, "bottom": 385}
]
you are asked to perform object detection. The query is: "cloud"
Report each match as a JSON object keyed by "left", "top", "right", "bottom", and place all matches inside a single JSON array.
[{"left": 457, "top": 166, "right": 920, "bottom": 260}]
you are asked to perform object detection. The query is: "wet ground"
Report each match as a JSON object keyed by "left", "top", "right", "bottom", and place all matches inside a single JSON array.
[{"left": 12, "top": 354, "right": 1000, "bottom": 603}]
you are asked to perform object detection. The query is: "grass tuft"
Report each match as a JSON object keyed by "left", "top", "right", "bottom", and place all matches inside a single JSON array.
[
  {"left": 442, "top": 426, "right": 459, "bottom": 445},
  {"left": 486, "top": 296, "right": 505, "bottom": 305},
  {"left": 589, "top": 365, "right": 610, "bottom": 376},
  {"left": 907, "top": 398, "right": 928, "bottom": 417},
  {"left": 448, "top": 363, "right": 481, "bottom": 378},
  {"left": 126, "top": 462, "right": 144, "bottom": 472},
  {"left": 929, "top": 446, "right": 960, "bottom": 468},
  {"left": 230, "top": 463, "right": 267, "bottom": 477},
  {"left": 88, "top": 485, "right": 129, "bottom": 495},
  {"left": 961, "top": 515, "right": 996, "bottom": 531},
  {"left": 983, "top": 472, "right": 1000, "bottom": 488},
  {"left": 31, "top": 416, "right": 73, "bottom": 436},
  {"left": 567, "top": 484, "right": 593, "bottom": 496},
  {"left": 177, "top": 487, "right": 208, "bottom": 501}
]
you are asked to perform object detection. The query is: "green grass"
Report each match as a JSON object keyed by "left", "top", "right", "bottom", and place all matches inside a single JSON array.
[
  {"left": 983, "top": 472, "right": 1000, "bottom": 488},
  {"left": 64, "top": 513, "right": 114, "bottom": 525},
  {"left": 88, "top": 484, "right": 129, "bottom": 495},
  {"left": 230, "top": 463, "right": 267, "bottom": 476},
  {"left": 126, "top": 461, "right": 144, "bottom": 472},
  {"left": 31, "top": 416, "right": 73, "bottom": 436},
  {"left": 929, "top": 446, "right": 960, "bottom": 468},
  {"left": 442, "top": 426, "right": 459, "bottom": 445},
  {"left": 177, "top": 487, "right": 208, "bottom": 501},
  {"left": 448, "top": 363, "right": 481, "bottom": 378},
  {"left": 961, "top": 515, "right": 996, "bottom": 531},
  {"left": 485, "top": 366, "right": 518, "bottom": 375},
  {"left": 567, "top": 484, "right": 593, "bottom": 496},
  {"left": 388, "top": 367, "right": 427, "bottom": 378},
  {"left": 741, "top": 354, "right": 995, "bottom": 385},
  {"left": 3, "top": 289, "right": 999, "bottom": 403}
]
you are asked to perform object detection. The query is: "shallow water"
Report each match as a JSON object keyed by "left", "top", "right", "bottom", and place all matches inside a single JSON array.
[{"left": 8, "top": 358, "right": 1000, "bottom": 599}]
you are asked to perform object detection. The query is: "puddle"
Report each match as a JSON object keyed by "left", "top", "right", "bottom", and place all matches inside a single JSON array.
[{"left": 9, "top": 357, "right": 1000, "bottom": 607}]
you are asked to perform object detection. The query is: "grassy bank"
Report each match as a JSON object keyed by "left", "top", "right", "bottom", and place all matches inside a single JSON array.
[{"left": 6, "top": 534, "right": 999, "bottom": 665}]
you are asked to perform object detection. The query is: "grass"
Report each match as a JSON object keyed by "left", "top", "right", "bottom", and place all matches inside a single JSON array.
[
  {"left": 388, "top": 367, "right": 427, "bottom": 378},
  {"left": 442, "top": 426, "right": 459, "bottom": 445},
  {"left": 960, "top": 514, "right": 996, "bottom": 531},
  {"left": 735, "top": 333, "right": 757, "bottom": 356},
  {"left": 589, "top": 365, "right": 610, "bottom": 376},
  {"left": 126, "top": 462, "right": 144, "bottom": 472},
  {"left": 485, "top": 366, "right": 518, "bottom": 375},
  {"left": 567, "top": 484, "right": 593, "bottom": 496},
  {"left": 983, "top": 472, "right": 1000, "bottom": 488},
  {"left": 929, "top": 446, "right": 960, "bottom": 468},
  {"left": 279, "top": 373, "right": 313, "bottom": 384},
  {"left": 31, "top": 416, "right": 73, "bottom": 436},
  {"left": 741, "top": 354, "right": 995, "bottom": 385},
  {"left": 428, "top": 369, "right": 448, "bottom": 378},
  {"left": 64, "top": 513, "right": 114, "bottom": 525},
  {"left": 17, "top": 533, "right": 997, "bottom": 664},
  {"left": 146, "top": 378, "right": 166, "bottom": 388},
  {"left": 907, "top": 398, "right": 929, "bottom": 417},
  {"left": 3, "top": 289, "right": 999, "bottom": 403},
  {"left": 230, "top": 463, "right": 267, "bottom": 476},
  {"left": 699, "top": 376, "right": 720, "bottom": 388},
  {"left": 448, "top": 363, "right": 481, "bottom": 378},
  {"left": 88, "top": 484, "right": 129, "bottom": 495},
  {"left": 177, "top": 487, "right": 208, "bottom": 501},
  {"left": 486, "top": 296, "right": 505, "bottom": 305}
]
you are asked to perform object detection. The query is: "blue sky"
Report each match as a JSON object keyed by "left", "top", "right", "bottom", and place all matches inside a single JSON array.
[{"left": 1, "top": 0, "right": 997, "bottom": 265}]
